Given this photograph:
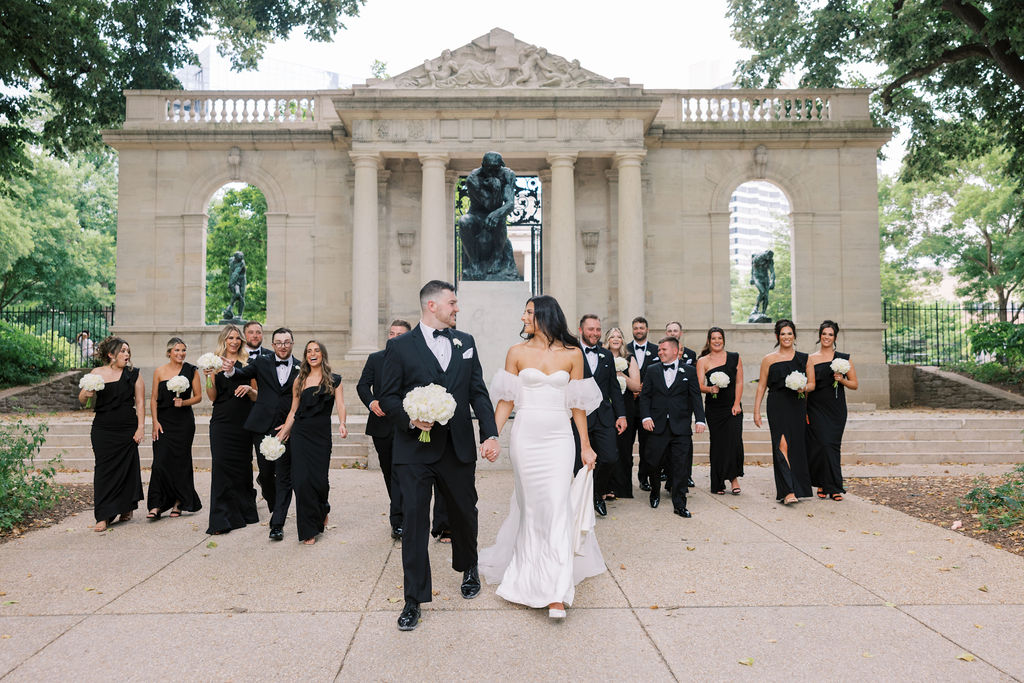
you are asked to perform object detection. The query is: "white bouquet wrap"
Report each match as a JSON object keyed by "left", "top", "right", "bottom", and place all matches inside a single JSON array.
[
  {"left": 78, "top": 374, "right": 105, "bottom": 408},
  {"left": 260, "top": 435, "right": 286, "bottom": 461},
  {"left": 613, "top": 357, "right": 628, "bottom": 373},
  {"left": 830, "top": 357, "right": 851, "bottom": 389},
  {"left": 709, "top": 371, "right": 730, "bottom": 398},
  {"left": 617, "top": 375, "right": 628, "bottom": 394},
  {"left": 785, "top": 370, "right": 808, "bottom": 398},
  {"left": 166, "top": 375, "right": 190, "bottom": 397},
  {"left": 403, "top": 383, "right": 457, "bottom": 443},
  {"left": 196, "top": 352, "right": 222, "bottom": 388}
]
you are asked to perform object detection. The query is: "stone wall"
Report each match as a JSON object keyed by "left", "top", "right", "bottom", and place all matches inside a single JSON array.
[
  {"left": 0, "top": 371, "right": 86, "bottom": 413},
  {"left": 900, "top": 365, "right": 1024, "bottom": 410}
]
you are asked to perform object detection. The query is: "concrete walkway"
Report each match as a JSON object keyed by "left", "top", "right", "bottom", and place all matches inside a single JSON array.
[{"left": 1, "top": 465, "right": 1022, "bottom": 681}]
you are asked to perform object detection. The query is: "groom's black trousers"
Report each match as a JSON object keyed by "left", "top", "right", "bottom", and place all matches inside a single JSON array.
[{"left": 394, "top": 441, "right": 478, "bottom": 604}]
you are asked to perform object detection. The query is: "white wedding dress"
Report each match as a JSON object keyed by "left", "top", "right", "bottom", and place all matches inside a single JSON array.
[{"left": 479, "top": 368, "right": 607, "bottom": 607}]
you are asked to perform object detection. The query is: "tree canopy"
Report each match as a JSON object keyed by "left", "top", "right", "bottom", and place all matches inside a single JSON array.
[
  {"left": 726, "top": 0, "right": 1024, "bottom": 183},
  {"left": 0, "top": 0, "right": 364, "bottom": 182}
]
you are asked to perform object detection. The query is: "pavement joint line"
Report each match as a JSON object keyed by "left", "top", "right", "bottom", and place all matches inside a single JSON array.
[
  {"left": 335, "top": 534, "right": 398, "bottom": 678},
  {"left": 703, "top": 488, "right": 1022, "bottom": 681}
]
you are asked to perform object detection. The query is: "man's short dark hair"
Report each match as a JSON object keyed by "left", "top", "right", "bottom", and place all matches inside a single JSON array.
[
  {"left": 657, "top": 336, "right": 680, "bottom": 347},
  {"left": 419, "top": 280, "right": 456, "bottom": 308},
  {"left": 272, "top": 327, "right": 293, "bottom": 340},
  {"left": 243, "top": 320, "right": 263, "bottom": 332},
  {"left": 390, "top": 319, "right": 412, "bottom": 332},
  {"left": 579, "top": 313, "right": 600, "bottom": 328},
  {"left": 632, "top": 316, "right": 648, "bottom": 327}
]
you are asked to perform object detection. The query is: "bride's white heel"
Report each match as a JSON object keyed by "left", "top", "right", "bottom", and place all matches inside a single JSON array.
[{"left": 548, "top": 603, "right": 566, "bottom": 619}]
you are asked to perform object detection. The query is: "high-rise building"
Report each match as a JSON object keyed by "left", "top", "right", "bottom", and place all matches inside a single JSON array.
[{"left": 728, "top": 180, "right": 790, "bottom": 273}]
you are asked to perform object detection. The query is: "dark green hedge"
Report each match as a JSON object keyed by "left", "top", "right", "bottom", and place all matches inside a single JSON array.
[{"left": 0, "top": 320, "right": 62, "bottom": 388}]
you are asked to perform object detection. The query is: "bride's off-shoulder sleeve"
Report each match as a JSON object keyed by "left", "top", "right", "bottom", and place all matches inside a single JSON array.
[
  {"left": 490, "top": 369, "right": 520, "bottom": 405},
  {"left": 566, "top": 377, "right": 603, "bottom": 413}
]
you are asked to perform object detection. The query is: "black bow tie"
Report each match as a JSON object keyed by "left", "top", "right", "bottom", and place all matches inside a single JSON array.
[
  {"left": 662, "top": 363, "right": 677, "bottom": 371},
  {"left": 636, "top": 345, "right": 646, "bottom": 351},
  {"left": 433, "top": 328, "right": 451, "bottom": 339},
  {"left": 275, "top": 359, "right": 289, "bottom": 367},
  {"left": 585, "top": 346, "right": 598, "bottom": 354}
]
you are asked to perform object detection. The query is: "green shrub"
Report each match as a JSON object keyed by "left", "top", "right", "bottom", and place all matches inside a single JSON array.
[
  {"left": 0, "top": 320, "right": 62, "bottom": 388},
  {"left": 949, "top": 361, "right": 1024, "bottom": 388},
  {"left": 959, "top": 464, "right": 1024, "bottom": 530},
  {"left": 0, "top": 421, "right": 62, "bottom": 532},
  {"left": 967, "top": 322, "right": 1024, "bottom": 371}
]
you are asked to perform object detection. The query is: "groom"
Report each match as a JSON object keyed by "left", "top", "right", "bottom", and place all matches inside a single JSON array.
[{"left": 379, "top": 280, "right": 500, "bottom": 631}]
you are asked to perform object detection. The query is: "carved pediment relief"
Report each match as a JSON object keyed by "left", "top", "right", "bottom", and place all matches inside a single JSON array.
[{"left": 370, "top": 28, "right": 626, "bottom": 90}]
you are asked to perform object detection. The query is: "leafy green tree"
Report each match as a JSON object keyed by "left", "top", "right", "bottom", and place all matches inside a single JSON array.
[
  {"left": 0, "top": 0, "right": 365, "bottom": 183},
  {"left": 726, "top": 1, "right": 1024, "bottom": 184},
  {"left": 205, "top": 185, "right": 267, "bottom": 324},
  {"left": 878, "top": 174, "right": 940, "bottom": 306},
  {"left": 0, "top": 149, "right": 117, "bottom": 310}
]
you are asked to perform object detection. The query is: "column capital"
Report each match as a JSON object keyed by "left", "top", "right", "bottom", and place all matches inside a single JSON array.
[
  {"left": 538, "top": 169, "right": 552, "bottom": 183},
  {"left": 417, "top": 152, "right": 450, "bottom": 167},
  {"left": 613, "top": 151, "right": 646, "bottom": 168},
  {"left": 546, "top": 152, "right": 578, "bottom": 168},
  {"left": 349, "top": 151, "right": 381, "bottom": 168}
]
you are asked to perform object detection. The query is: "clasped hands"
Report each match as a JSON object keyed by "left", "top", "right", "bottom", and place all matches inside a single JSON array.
[{"left": 642, "top": 418, "right": 706, "bottom": 434}]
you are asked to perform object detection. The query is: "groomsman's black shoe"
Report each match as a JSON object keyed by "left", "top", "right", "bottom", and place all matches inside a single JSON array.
[
  {"left": 397, "top": 600, "right": 421, "bottom": 631},
  {"left": 594, "top": 499, "right": 607, "bottom": 517},
  {"left": 660, "top": 472, "right": 668, "bottom": 481},
  {"left": 639, "top": 480, "right": 651, "bottom": 492},
  {"left": 461, "top": 566, "right": 481, "bottom": 599},
  {"left": 391, "top": 526, "right": 403, "bottom": 540},
  {"left": 268, "top": 526, "right": 284, "bottom": 541},
  {"left": 674, "top": 508, "right": 692, "bottom": 518},
  {"left": 687, "top": 477, "right": 695, "bottom": 488},
  {"left": 649, "top": 490, "right": 660, "bottom": 509}
]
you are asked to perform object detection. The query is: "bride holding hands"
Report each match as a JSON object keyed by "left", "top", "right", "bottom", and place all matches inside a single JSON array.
[{"left": 479, "top": 295, "right": 606, "bottom": 619}]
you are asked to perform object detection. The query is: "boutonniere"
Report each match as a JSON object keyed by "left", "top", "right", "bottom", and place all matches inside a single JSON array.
[
  {"left": 645, "top": 349, "right": 652, "bottom": 356},
  {"left": 452, "top": 338, "right": 463, "bottom": 348}
]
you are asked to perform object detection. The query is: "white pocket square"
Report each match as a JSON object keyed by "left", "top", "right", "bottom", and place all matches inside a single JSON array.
[{"left": 462, "top": 348, "right": 474, "bottom": 359}]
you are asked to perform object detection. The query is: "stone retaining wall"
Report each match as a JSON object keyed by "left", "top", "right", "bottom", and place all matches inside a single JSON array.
[
  {"left": 0, "top": 371, "right": 85, "bottom": 413},
  {"left": 894, "top": 365, "right": 1024, "bottom": 410}
]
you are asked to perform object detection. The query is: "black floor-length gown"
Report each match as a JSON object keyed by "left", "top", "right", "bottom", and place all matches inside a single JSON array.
[
  {"left": 206, "top": 361, "right": 260, "bottom": 533},
  {"left": 290, "top": 374, "right": 341, "bottom": 541},
  {"left": 807, "top": 352, "right": 849, "bottom": 496},
  {"left": 147, "top": 363, "right": 202, "bottom": 513},
  {"left": 704, "top": 351, "right": 744, "bottom": 493},
  {"left": 766, "top": 353, "right": 812, "bottom": 500},
  {"left": 90, "top": 368, "right": 144, "bottom": 522}
]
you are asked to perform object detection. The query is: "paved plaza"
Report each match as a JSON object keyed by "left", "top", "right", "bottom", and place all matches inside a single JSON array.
[{"left": 1, "top": 464, "right": 1022, "bottom": 681}]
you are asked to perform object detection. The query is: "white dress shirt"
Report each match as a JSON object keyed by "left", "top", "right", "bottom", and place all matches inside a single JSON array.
[
  {"left": 583, "top": 346, "right": 600, "bottom": 374},
  {"left": 419, "top": 322, "right": 451, "bottom": 371},
  {"left": 633, "top": 342, "right": 648, "bottom": 369},
  {"left": 663, "top": 361, "right": 678, "bottom": 388},
  {"left": 275, "top": 357, "right": 293, "bottom": 385}
]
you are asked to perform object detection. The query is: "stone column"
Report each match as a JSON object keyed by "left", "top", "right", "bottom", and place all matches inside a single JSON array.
[
  {"left": 347, "top": 152, "right": 381, "bottom": 358},
  {"left": 546, "top": 153, "right": 578, "bottom": 319},
  {"left": 615, "top": 152, "right": 646, "bottom": 322},
  {"left": 418, "top": 153, "right": 450, "bottom": 283}
]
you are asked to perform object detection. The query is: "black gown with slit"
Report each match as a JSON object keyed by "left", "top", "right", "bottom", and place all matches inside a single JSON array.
[
  {"left": 290, "top": 374, "right": 341, "bottom": 541},
  {"left": 147, "top": 363, "right": 202, "bottom": 513},
  {"left": 766, "top": 353, "right": 812, "bottom": 500},
  {"left": 206, "top": 361, "right": 260, "bottom": 533},
  {"left": 807, "top": 352, "right": 849, "bottom": 496},
  {"left": 90, "top": 368, "right": 144, "bottom": 522},
  {"left": 704, "top": 352, "right": 744, "bottom": 493}
]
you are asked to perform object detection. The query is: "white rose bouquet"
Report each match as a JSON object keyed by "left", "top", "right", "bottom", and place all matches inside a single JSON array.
[
  {"left": 830, "top": 357, "right": 851, "bottom": 388},
  {"left": 403, "top": 383, "right": 458, "bottom": 443},
  {"left": 196, "top": 352, "right": 222, "bottom": 388},
  {"left": 613, "top": 357, "right": 628, "bottom": 373},
  {"left": 260, "top": 435, "right": 286, "bottom": 461},
  {"left": 78, "top": 374, "right": 105, "bottom": 408},
  {"left": 709, "top": 371, "right": 730, "bottom": 398},
  {"left": 166, "top": 375, "right": 190, "bottom": 398},
  {"left": 617, "top": 375, "right": 628, "bottom": 394},
  {"left": 785, "top": 370, "right": 808, "bottom": 399}
]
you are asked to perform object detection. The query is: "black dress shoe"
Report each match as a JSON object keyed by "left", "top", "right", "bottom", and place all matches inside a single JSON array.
[
  {"left": 639, "top": 481, "right": 651, "bottom": 492},
  {"left": 269, "top": 526, "right": 284, "bottom": 541},
  {"left": 687, "top": 477, "right": 695, "bottom": 488},
  {"left": 391, "top": 526, "right": 403, "bottom": 540},
  {"left": 649, "top": 491, "right": 660, "bottom": 509},
  {"left": 397, "top": 601, "right": 421, "bottom": 631},
  {"left": 660, "top": 472, "right": 668, "bottom": 481},
  {"left": 594, "top": 499, "right": 607, "bottom": 517},
  {"left": 674, "top": 508, "right": 692, "bottom": 518},
  {"left": 461, "top": 565, "right": 481, "bottom": 599}
]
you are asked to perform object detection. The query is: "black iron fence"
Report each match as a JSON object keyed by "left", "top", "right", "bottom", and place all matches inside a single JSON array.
[
  {"left": 882, "top": 301, "right": 1022, "bottom": 365},
  {"left": 0, "top": 305, "right": 115, "bottom": 369}
]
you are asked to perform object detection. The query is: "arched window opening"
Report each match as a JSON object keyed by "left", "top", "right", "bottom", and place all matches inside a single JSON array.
[
  {"left": 205, "top": 183, "right": 268, "bottom": 324},
  {"left": 728, "top": 180, "right": 792, "bottom": 323}
]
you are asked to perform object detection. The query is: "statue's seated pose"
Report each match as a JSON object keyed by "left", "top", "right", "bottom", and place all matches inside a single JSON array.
[{"left": 459, "top": 152, "right": 521, "bottom": 281}]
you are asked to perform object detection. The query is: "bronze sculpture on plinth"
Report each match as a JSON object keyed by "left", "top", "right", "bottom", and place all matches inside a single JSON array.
[{"left": 459, "top": 152, "right": 521, "bottom": 281}]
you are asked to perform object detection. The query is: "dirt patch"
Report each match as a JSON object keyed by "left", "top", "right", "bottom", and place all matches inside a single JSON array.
[
  {"left": 0, "top": 484, "right": 93, "bottom": 544},
  {"left": 847, "top": 475, "right": 1024, "bottom": 556}
]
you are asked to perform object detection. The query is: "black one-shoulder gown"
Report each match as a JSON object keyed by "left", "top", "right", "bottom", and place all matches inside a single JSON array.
[
  {"left": 807, "top": 352, "right": 850, "bottom": 496},
  {"left": 290, "top": 374, "right": 341, "bottom": 542},
  {"left": 704, "top": 352, "right": 744, "bottom": 493},
  {"left": 207, "top": 362, "right": 260, "bottom": 533},
  {"left": 766, "top": 353, "right": 812, "bottom": 500},
  {"left": 147, "top": 363, "right": 202, "bottom": 514},
  {"left": 90, "top": 368, "right": 144, "bottom": 522}
]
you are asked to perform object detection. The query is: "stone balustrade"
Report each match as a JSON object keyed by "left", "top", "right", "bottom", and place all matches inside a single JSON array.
[
  {"left": 122, "top": 90, "right": 325, "bottom": 128},
  {"left": 650, "top": 88, "right": 872, "bottom": 124}
]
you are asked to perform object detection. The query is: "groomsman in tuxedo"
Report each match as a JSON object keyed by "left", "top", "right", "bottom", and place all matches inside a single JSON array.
[
  {"left": 623, "top": 316, "right": 657, "bottom": 493},
  {"left": 639, "top": 337, "right": 707, "bottom": 517},
  {"left": 379, "top": 280, "right": 500, "bottom": 632},
  {"left": 575, "top": 314, "right": 627, "bottom": 516},
  {"left": 242, "top": 320, "right": 275, "bottom": 509},
  {"left": 665, "top": 321, "right": 698, "bottom": 489},
  {"left": 223, "top": 327, "right": 299, "bottom": 541}
]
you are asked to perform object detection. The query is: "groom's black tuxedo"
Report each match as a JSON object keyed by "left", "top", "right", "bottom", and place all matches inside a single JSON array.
[
  {"left": 574, "top": 345, "right": 626, "bottom": 502},
  {"left": 379, "top": 325, "right": 498, "bottom": 605}
]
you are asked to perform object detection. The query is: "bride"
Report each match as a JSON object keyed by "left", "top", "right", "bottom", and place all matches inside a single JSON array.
[{"left": 479, "top": 295, "right": 606, "bottom": 619}]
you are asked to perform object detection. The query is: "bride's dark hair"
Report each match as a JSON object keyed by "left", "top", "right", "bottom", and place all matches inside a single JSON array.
[{"left": 522, "top": 295, "right": 580, "bottom": 349}]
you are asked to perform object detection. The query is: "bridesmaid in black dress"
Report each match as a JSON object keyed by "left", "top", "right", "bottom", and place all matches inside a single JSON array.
[
  {"left": 147, "top": 337, "right": 203, "bottom": 519},
  {"left": 78, "top": 337, "right": 145, "bottom": 532},
  {"left": 277, "top": 340, "right": 347, "bottom": 545},
  {"left": 807, "top": 320, "right": 858, "bottom": 501},
  {"left": 696, "top": 327, "right": 745, "bottom": 495},
  {"left": 205, "top": 324, "right": 260, "bottom": 534},
  {"left": 752, "top": 319, "right": 816, "bottom": 504}
]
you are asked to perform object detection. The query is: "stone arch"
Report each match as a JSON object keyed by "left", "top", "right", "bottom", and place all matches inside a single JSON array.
[
  {"left": 708, "top": 155, "right": 810, "bottom": 216},
  {"left": 184, "top": 159, "right": 289, "bottom": 216}
]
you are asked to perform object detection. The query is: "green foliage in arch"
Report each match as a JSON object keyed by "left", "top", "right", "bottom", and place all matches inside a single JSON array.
[{"left": 205, "top": 185, "right": 267, "bottom": 324}]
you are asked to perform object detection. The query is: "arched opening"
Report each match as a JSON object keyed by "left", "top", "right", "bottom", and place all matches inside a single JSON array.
[
  {"left": 204, "top": 183, "right": 268, "bottom": 324},
  {"left": 728, "top": 180, "right": 792, "bottom": 323}
]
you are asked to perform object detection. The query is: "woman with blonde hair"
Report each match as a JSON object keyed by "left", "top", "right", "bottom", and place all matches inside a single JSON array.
[{"left": 205, "top": 325, "right": 260, "bottom": 534}]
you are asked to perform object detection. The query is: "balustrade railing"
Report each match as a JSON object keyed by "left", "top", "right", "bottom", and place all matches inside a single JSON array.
[
  {"left": 651, "top": 89, "right": 872, "bottom": 124},
  {"left": 163, "top": 92, "right": 317, "bottom": 124}
]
